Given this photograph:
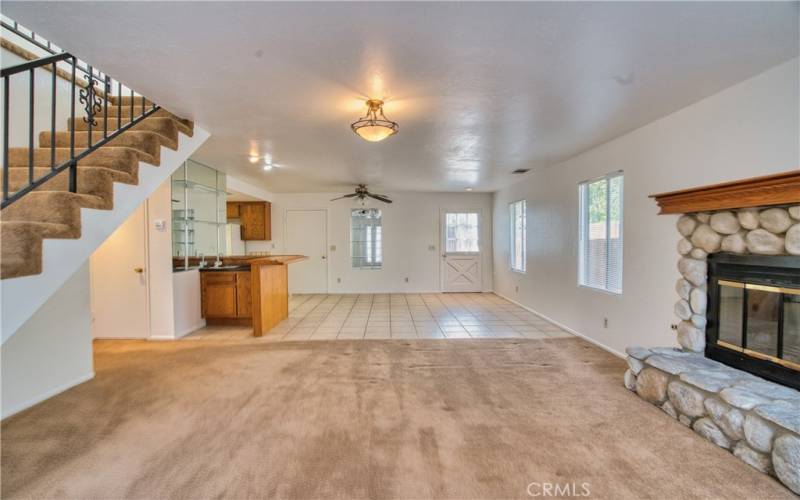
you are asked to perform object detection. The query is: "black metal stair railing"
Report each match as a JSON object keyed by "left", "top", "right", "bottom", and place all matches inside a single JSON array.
[{"left": 0, "top": 20, "right": 161, "bottom": 209}]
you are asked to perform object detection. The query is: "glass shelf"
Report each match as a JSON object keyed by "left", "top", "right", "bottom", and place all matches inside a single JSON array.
[
  {"left": 172, "top": 179, "right": 227, "bottom": 195},
  {"left": 173, "top": 218, "right": 227, "bottom": 226}
]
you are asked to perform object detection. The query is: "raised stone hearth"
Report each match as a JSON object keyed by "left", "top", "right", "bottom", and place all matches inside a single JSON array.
[
  {"left": 630, "top": 173, "right": 800, "bottom": 494},
  {"left": 624, "top": 346, "right": 800, "bottom": 494}
]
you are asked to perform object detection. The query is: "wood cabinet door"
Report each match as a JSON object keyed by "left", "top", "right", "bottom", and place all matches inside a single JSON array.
[
  {"left": 236, "top": 272, "right": 252, "bottom": 317},
  {"left": 240, "top": 203, "right": 269, "bottom": 240},
  {"left": 226, "top": 202, "right": 240, "bottom": 219},
  {"left": 202, "top": 273, "right": 238, "bottom": 318}
]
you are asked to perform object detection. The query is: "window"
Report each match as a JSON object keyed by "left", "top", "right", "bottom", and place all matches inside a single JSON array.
[
  {"left": 509, "top": 200, "right": 526, "bottom": 272},
  {"left": 351, "top": 208, "right": 382, "bottom": 269},
  {"left": 579, "top": 172, "right": 623, "bottom": 293},
  {"left": 445, "top": 212, "right": 479, "bottom": 253}
]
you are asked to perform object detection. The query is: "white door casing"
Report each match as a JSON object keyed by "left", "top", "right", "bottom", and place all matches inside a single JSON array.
[
  {"left": 441, "top": 209, "right": 482, "bottom": 292},
  {"left": 90, "top": 204, "right": 151, "bottom": 338},
  {"left": 285, "top": 209, "right": 328, "bottom": 294}
]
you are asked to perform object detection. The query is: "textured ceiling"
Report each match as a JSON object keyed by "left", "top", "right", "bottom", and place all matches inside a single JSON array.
[{"left": 6, "top": 1, "right": 798, "bottom": 192}]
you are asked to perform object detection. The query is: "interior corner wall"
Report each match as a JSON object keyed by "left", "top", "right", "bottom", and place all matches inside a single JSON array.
[
  {"left": 1, "top": 262, "right": 94, "bottom": 419},
  {"left": 492, "top": 58, "right": 800, "bottom": 357},
  {"left": 269, "top": 191, "right": 494, "bottom": 293}
]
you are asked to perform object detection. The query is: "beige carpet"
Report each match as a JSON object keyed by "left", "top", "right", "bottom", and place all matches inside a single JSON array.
[{"left": 1, "top": 337, "right": 794, "bottom": 499}]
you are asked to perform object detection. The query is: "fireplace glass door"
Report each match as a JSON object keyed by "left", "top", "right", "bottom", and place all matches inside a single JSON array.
[
  {"left": 713, "top": 278, "right": 800, "bottom": 387},
  {"left": 707, "top": 253, "right": 800, "bottom": 390}
]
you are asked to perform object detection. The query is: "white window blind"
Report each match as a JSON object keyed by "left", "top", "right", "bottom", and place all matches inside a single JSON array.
[
  {"left": 578, "top": 172, "right": 623, "bottom": 294},
  {"left": 509, "top": 200, "right": 526, "bottom": 272},
  {"left": 351, "top": 208, "right": 382, "bottom": 269}
]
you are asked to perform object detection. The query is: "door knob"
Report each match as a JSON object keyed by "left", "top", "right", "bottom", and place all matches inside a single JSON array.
[
  {"left": 321, "top": 256, "right": 326, "bottom": 259},
  {"left": 134, "top": 267, "right": 144, "bottom": 273}
]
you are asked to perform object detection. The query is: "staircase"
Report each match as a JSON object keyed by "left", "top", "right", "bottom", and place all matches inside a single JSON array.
[{"left": 1, "top": 25, "right": 209, "bottom": 341}]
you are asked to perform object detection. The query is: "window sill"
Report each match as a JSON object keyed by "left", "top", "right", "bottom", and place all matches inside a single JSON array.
[{"left": 577, "top": 284, "right": 622, "bottom": 296}]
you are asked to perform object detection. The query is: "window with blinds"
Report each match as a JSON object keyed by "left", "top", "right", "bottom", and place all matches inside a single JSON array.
[
  {"left": 351, "top": 208, "right": 382, "bottom": 269},
  {"left": 509, "top": 200, "right": 526, "bottom": 273},
  {"left": 578, "top": 172, "right": 623, "bottom": 294}
]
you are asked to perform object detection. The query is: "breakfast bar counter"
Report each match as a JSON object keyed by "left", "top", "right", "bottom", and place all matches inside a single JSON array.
[{"left": 193, "top": 255, "right": 307, "bottom": 336}]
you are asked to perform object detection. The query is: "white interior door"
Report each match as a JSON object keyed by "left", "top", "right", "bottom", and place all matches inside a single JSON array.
[
  {"left": 441, "top": 210, "right": 482, "bottom": 292},
  {"left": 285, "top": 210, "right": 328, "bottom": 293},
  {"left": 90, "top": 204, "right": 150, "bottom": 338}
]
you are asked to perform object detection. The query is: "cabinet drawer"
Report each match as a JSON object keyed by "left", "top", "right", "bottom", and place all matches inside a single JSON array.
[{"left": 203, "top": 272, "right": 236, "bottom": 284}]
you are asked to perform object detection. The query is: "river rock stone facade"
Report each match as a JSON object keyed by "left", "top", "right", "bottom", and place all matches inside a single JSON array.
[
  {"left": 624, "top": 347, "right": 800, "bottom": 494},
  {"left": 624, "top": 204, "right": 800, "bottom": 494},
  {"left": 674, "top": 205, "right": 800, "bottom": 351}
]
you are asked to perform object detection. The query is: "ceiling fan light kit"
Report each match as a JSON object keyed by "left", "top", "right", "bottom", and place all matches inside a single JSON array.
[{"left": 351, "top": 99, "right": 399, "bottom": 142}]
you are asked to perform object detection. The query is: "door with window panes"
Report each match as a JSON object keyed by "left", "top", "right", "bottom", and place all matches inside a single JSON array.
[{"left": 441, "top": 210, "right": 482, "bottom": 292}]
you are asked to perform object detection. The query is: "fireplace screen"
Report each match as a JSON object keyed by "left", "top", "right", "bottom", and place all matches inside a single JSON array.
[{"left": 707, "top": 253, "right": 800, "bottom": 389}]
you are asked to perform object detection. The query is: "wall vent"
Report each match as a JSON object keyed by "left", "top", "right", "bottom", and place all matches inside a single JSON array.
[{"left": 512, "top": 168, "right": 530, "bottom": 174}]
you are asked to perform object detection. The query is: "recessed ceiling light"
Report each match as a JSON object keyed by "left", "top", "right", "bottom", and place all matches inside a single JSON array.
[
  {"left": 249, "top": 156, "right": 259, "bottom": 164},
  {"left": 465, "top": 187, "right": 473, "bottom": 191},
  {"left": 263, "top": 163, "right": 273, "bottom": 171},
  {"left": 351, "top": 99, "right": 399, "bottom": 142}
]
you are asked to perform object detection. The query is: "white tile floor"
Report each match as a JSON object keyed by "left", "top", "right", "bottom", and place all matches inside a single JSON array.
[{"left": 186, "top": 293, "right": 574, "bottom": 342}]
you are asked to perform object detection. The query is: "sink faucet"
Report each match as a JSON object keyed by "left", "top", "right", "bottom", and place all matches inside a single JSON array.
[
  {"left": 214, "top": 253, "right": 223, "bottom": 268},
  {"left": 198, "top": 253, "right": 206, "bottom": 268}
]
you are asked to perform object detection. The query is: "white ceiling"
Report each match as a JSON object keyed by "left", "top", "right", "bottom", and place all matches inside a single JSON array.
[{"left": 6, "top": 2, "right": 799, "bottom": 193}]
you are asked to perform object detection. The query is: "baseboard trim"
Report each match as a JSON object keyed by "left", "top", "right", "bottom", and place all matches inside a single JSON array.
[
  {"left": 493, "top": 292, "right": 625, "bottom": 359},
  {"left": 2, "top": 371, "right": 95, "bottom": 420}
]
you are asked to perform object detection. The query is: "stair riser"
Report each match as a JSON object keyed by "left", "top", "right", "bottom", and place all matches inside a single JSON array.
[
  {"left": 7, "top": 148, "right": 140, "bottom": 180},
  {"left": 39, "top": 132, "right": 162, "bottom": 165},
  {"left": 8, "top": 168, "right": 127, "bottom": 202},
  {"left": 105, "top": 108, "right": 194, "bottom": 136},
  {"left": 68, "top": 118, "right": 179, "bottom": 150},
  {"left": 105, "top": 96, "right": 154, "bottom": 107},
  {"left": 2, "top": 194, "right": 84, "bottom": 229},
  {"left": 1, "top": 226, "right": 44, "bottom": 279}
]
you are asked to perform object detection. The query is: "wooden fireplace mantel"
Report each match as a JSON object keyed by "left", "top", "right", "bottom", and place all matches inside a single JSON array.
[{"left": 650, "top": 170, "right": 800, "bottom": 215}]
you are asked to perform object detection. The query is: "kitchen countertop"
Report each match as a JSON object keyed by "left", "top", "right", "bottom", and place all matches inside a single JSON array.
[{"left": 175, "top": 255, "right": 308, "bottom": 273}]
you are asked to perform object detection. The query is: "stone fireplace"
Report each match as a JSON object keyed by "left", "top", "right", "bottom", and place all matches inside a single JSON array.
[{"left": 624, "top": 171, "right": 800, "bottom": 494}]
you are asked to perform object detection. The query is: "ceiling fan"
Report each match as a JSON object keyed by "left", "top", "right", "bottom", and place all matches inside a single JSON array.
[{"left": 330, "top": 184, "right": 392, "bottom": 204}]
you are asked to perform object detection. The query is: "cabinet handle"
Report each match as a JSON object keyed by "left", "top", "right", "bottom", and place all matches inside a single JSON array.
[{"left": 134, "top": 267, "right": 144, "bottom": 274}]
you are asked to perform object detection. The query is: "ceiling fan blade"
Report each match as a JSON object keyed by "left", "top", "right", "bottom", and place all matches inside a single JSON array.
[
  {"left": 366, "top": 193, "right": 393, "bottom": 203},
  {"left": 330, "top": 193, "right": 359, "bottom": 201}
]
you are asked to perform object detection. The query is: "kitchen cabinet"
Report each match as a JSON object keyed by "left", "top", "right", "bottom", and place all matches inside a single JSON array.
[
  {"left": 200, "top": 270, "right": 252, "bottom": 324},
  {"left": 227, "top": 201, "right": 271, "bottom": 241}
]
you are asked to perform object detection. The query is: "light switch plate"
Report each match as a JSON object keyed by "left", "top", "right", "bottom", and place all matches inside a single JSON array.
[
  {"left": 154, "top": 219, "right": 166, "bottom": 231},
  {"left": 330, "top": 245, "right": 337, "bottom": 251}
]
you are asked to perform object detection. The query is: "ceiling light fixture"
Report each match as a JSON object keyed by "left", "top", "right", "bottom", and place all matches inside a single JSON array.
[
  {"left": 262, "top": 163, "right": 273, "bottom": 171},
  {"left": 351, "top": 99, "right": 399, "bottom": 142},
  {"left": 249, "top": 156, "right": 260, "bottom": 164}
]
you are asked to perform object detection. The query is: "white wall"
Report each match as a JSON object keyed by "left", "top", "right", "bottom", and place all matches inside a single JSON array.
[
  {"left": 146, "top": 180, "right": 177, "bottom": 337},
  {"left": 1, "top": 262, "right": 94, "bottom": 419},
  {"left": 492, "top": 58, "right": 800, "bottom": 357},
  {"left": 269, "top": 192, "right": 494, "bottom": 294}
]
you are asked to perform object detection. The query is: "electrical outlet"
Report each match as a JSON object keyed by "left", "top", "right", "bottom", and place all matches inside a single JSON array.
[
  {"left": 337, "top": 278, "right": 341, "bottom": 283},
  {"left": 330, "top": 245, "right": 336, "bottom": 252},
  {"left": 428, "top": 244, "right": 436, "bottom": 251},
  {"left": 603, "top": 318, "right": 609, "bottom": 328}
]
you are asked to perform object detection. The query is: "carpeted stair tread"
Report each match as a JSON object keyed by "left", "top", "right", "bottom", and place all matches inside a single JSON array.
[
  {"left": 105, "top": 108, "right": 194, "bottom": 136},
  {"left": 105, "top": 95, "right": 154, "bottom": 107},
  {"left": 8, "top": 166, "right": 132, "bottom": 202},
  {"left": 2, "top": 190, "right": 106, "bottom": 230},
  {"left": 7, "top": 147, "right": 141, "bottom": 182},
  {"left": 68, "top": 117, "right": 179, "bottom": 149},
  {"left": 39, "top": 130, "right": 163, "bottom": 165}
]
